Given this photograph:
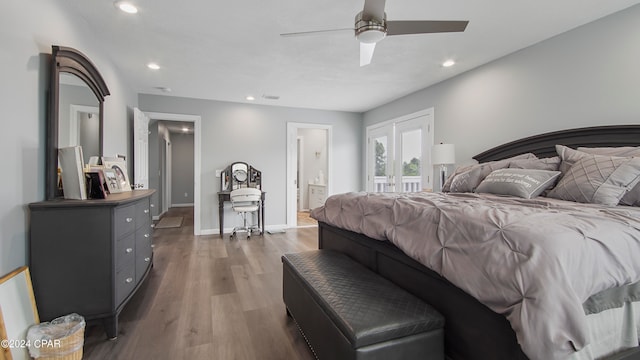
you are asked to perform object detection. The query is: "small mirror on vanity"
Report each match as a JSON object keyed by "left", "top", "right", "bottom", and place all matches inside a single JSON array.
[{"left": 46, "top": 45, "right": 110, "bottom": 200}]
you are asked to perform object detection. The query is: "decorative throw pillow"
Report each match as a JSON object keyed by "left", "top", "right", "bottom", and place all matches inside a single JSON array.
[
  {"left": 508, "top": 156, "right": 561, "bottom": 171},
  {"left": 475, "top": 169, "right": 561, "bottom": 199},
  {"left": 442, "top": 164, "right": 473, "bottom": 192},
  {"left": 577, "top": 147, "right": 640, "bottom": 206},
  {"left": 547, "top": 154, "right": 640, "bottom": 206},
  {"left": 555, "top": 145, "right": 589, "bottom": 174},
  {"left": 445, "top": 153, "right": 537, "bottom": 193}
]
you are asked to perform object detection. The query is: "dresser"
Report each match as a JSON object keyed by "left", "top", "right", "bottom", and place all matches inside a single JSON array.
[
  {"left": 29, "top": 189, "right": 155, "bottom": 339},
  {"left": 308, "top": 184, "right": 327, "bottom": 210}
]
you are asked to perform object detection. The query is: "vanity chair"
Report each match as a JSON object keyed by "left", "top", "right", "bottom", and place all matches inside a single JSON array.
[{"left": 230, "top": 187, "right": 262, "bottom": 238}]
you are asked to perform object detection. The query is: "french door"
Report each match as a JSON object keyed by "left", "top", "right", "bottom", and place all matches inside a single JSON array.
[{"left": 366, "top": 109, "right": 434, "bottom": 193}]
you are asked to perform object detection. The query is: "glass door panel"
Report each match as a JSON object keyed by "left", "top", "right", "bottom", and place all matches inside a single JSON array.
[
  {"left": 398, "top": 127, "right": 422, "bottom": 192},
  {"left": 368, "top": 126, "right": 394, "bottom": 192}
]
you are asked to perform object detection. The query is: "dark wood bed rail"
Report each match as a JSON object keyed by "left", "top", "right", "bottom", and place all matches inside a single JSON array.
[{"left": 473, "top": 125, "right": 640, "bottom": 163}]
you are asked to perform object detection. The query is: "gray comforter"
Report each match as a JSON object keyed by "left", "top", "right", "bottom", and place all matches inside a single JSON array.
[{"left": 310, "top": 192, "right": 640, "bottom": 360}]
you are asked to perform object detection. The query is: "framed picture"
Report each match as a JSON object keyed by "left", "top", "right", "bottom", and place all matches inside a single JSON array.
[
  {"left": 85, "top": 171, "right": 107, "bottom": 199},
  {"left": 102, "top": 168, "right": 122, "bottom": 194},
  {"left": 0, "top": 266, "right": 39, "bottom": 360},
  {"left": 102, "top": 157, "right": 131, "bottom": 192}
]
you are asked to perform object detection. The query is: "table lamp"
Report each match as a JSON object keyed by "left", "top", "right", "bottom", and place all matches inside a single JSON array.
[{"left": 431, "top": 143, "right": 455, "bottom": 191}]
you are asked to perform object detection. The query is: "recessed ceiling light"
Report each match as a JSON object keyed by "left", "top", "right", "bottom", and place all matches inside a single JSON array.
[
  {"left": 442, "top": 59, "right": 456, "bottom": 67},
  {"left": 147, "top": 63, "right": 160, "bottom": 70},
  {"left": 245, "top": 95, "right": 255, "bottom": 101},
  {"left": 114, "top": 1, "right": 138, "bottom": 14}
]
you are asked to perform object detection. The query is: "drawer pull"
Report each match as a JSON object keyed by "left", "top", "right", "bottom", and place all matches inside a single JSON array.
[
  {"left": 151, "top": 244, "right": 156, "bottom": 248},
  {"left": 126, "top": 248, "right": 133, "bottom": 253},
  {"left": 125, "top": 277, "right": 133, "bottom": 283},
  {"left": 144, "top": 209, "right": 149, "bottom": 214},
  {"left": 126, "top": 217, "right": 133, "bottom": 223},
  {"left": 144, "top": 257, "right": 151, "bottom": 262},
  {"left": 144, "top": 233, "right": 150, "bottom": 238}
]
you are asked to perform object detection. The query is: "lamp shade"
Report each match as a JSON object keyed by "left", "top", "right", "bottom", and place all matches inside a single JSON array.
[{"left": 431, "top": 143, "right": 455, "bottom": 165}]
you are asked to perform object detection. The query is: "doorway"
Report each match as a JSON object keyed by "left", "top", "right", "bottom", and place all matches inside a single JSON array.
[
  {"left": 143, "top": 111, "right": 202, "bottom": 235},
  {"left": 366, "top": 108, "right": 434, "bottom": 193},
  {"left": 286, "top": 123, "right": 332, "bottom": 228}
]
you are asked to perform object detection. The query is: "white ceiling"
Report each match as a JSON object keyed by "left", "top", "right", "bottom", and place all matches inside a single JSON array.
[{"left": 65, "top": 0, "right": 640, "bottom": 113}]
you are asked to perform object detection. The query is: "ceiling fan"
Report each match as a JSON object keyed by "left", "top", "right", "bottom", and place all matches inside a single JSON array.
[{"left": 281, "top": 0, "right": 469, "bottom": 66}]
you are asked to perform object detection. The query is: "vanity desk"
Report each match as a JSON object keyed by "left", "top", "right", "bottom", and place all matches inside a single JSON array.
[
  {"left": 218, "top": 162, "right": 265, "bottom": 235},
  {"left": 29, "top": 189, "right": 155, "bottom": 339}
]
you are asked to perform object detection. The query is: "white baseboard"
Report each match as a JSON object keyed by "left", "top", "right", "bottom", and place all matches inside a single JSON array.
[
  {"left": 171, "top": 203, "right": 194, "bottom": 207},
  {"left": 152, "top": 210, "right": 166, "bottom": 221}
]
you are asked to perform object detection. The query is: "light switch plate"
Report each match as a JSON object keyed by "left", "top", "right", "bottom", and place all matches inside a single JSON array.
[{"left": 215, "top": 169, "right": 222, "bottom": 177}]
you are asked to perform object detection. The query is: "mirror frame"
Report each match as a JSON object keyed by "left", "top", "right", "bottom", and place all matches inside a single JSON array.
[{"left": 47, "top": 45, "right": 110, "bottom": 200}]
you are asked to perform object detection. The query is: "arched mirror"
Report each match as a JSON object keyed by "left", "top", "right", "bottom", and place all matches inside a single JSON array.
[{"left": 46, "top": 46, "right": 110, "bottom": 199}]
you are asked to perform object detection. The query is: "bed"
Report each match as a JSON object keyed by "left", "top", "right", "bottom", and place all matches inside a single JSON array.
[{"left": 310, "top": 125, "right": 640, "bottom": 360}]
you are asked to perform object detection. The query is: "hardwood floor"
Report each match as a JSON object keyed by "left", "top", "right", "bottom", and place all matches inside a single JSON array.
[
  {"left": 83, "top": 207, "right": 317, "bottom": 360},
  {"left": 296, "top": 211, "right": 317, "bottom": 226}
]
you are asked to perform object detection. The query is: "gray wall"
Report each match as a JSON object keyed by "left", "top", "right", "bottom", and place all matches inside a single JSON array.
[
  {"left": 139, "top": 94, "right": 362, "bottom": 233},
  {"left": 170, "top": 132, "right": 195, "bottom": 205},
  {"left": 0, "top": 0, "right": 137, "bottom": 275},
  {"left": 364, "top": 4, "right": 640, "bottom": 190}
]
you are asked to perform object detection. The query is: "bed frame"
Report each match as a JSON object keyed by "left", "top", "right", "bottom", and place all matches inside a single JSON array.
[{"left": 318, "top": 125, "right": 640, "bottom": 360}]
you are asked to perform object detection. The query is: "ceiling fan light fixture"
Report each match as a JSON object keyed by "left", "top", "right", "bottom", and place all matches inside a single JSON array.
[{"left": 355, "top": 11, "right": 387, "bottom": 43}]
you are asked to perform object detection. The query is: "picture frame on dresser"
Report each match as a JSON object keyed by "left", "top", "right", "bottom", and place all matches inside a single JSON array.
[
  {"left": 102, "top": 157, "right": 131, "bottom": 192},
  {"left": 102, "top": 168, "right": 122, "bottom": 194}
]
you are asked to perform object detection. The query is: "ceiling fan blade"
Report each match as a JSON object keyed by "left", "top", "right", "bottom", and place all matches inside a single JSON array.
[
  {"left": 280, "top": 28, "right": 354, "bottom": 37},
  {"left": 360, "top": 42, "right": 376, "bottom": 66},
  {"left": 362, "top": 0, "right": 386, "bottom": 20},
  {"left": 387, "top": 20, "right": 468, "bottom": 36}
]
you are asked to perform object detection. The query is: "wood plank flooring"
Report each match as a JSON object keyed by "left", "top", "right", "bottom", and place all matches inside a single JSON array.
[{"left": 83, "top": 207, "right": 317, "bottom": 360}]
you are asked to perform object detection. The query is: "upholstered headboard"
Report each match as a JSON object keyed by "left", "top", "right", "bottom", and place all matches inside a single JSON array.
[{"left": 473, "top": 125, "right": 640, "bottom": 163}]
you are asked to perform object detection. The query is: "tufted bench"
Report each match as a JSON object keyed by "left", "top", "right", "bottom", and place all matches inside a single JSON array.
[{"left": 282, "top": 250, "right": 445, "bottom": 360}]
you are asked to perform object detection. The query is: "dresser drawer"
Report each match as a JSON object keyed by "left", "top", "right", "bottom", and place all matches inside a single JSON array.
[
  {"left": 115, "top": 263, "right": 135, "bottom": 306},
  {"left": 115, "top": 233, "right": 135, "bottom": 271},
  {"left": 135, "top": 246, "right": 152, "bottom": 284},
  {"left": 135, "top": 199, "right": 151, "bottom": 228},
  {"left": 114, "top": 204, "right": 136, "bottom": 238}
]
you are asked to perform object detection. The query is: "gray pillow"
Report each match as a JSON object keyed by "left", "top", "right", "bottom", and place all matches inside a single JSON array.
[
  {"left": 577, "top": 147, "right": 640, "bottom": 206},
  {"left": 446, "top": 153, "right": 537, "bottom": 193},
  {"left": 442, "top": 164, "right": 473, "bottom": 192},
  {"left": 475, "top": 169, "right": 561, "bottom": 199},
  {"left": 547, "top": 154, "right": 640, "bottom": 206},
  {"left": 508, "top": 156, "right": 561, "bottom": 171},
  {"left": 555, "top": 145, "right": 588, "bottom": 174}
]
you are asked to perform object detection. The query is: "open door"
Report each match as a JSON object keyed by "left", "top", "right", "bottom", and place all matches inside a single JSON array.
[{"left": 133, "top": 107, "right": 150, "bottom": 189}]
